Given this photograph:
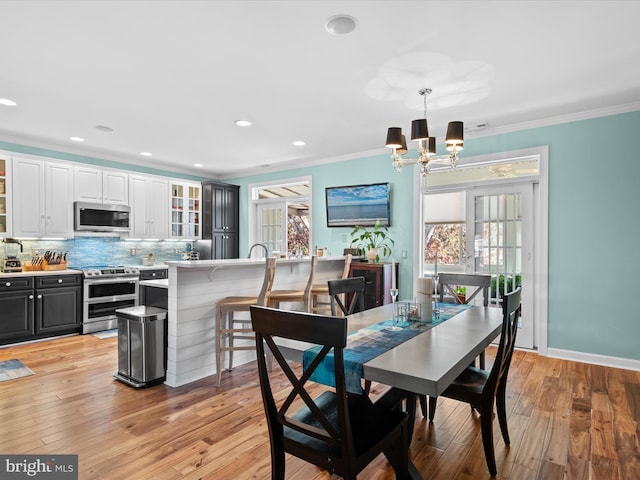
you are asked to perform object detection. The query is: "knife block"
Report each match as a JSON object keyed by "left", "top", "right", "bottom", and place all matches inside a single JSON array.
[{"left": 42, "top": 259, "right": 67, "bottom": 271}]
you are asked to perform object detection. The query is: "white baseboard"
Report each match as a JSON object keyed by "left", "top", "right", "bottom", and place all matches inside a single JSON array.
[{"left": 546, "top": 348, "right": 640, "bottom": 372}]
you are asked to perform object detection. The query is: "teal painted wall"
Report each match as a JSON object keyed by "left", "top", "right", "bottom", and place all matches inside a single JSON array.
[{"left": 230, "top": 110, "right": 640, "bottom": 361}]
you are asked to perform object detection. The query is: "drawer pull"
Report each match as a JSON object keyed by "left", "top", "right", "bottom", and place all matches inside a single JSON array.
[
  {"left": 5, "top": 282, "right": 10, "bottom": 287},
  {"left": 58, "top": 278, "right": 63, "bottom": 283}
]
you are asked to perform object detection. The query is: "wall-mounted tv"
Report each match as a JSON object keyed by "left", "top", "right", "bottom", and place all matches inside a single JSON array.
[{"left": 325, "top": 182, "right": 391, "bottom": 227}]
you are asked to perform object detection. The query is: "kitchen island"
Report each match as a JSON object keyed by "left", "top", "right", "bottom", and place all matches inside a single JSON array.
[{"left": 163, "top": 256, "right": 347, "bottom": 387}]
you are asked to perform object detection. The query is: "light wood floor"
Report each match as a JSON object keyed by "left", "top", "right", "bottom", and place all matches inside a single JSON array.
[{"left": 1, "top": 333, "right": 639, "bottom": 480}]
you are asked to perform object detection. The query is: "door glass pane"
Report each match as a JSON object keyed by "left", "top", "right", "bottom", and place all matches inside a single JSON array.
[{"left": 474, "top": 193, "right": 522, "bottom": 306}]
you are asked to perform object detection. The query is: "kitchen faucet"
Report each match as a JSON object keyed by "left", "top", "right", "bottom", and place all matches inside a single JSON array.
[{"left": 248, "top": 243, "right": 269, "bottom": 258}]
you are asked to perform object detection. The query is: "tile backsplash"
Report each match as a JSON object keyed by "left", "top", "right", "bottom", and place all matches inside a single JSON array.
[{"left": 7, "top": 237, "right": 192, "bottom": 267}]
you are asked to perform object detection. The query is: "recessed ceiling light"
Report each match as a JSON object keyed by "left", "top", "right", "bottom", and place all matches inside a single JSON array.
[
  {"left": 69, "top": 136, "right": 85, "bottom": 142},
  {"left": 325, "top": 15, "right": 358, "bottom": 35},
  {"left": 140, "top": 151, "right": 152, "bottom": 157},
  {"left": 235, "top": 120, "right": 252, "bottom": 127},
  {"left": 292, "top": 140, "right": 306, "bottom": 146},
  {"left": 95, "top": 125, "right": 114, "bottom": 132},
  {"left": 0, "top": 98, "right": 17, "bottom": 106},
  {"left": 193, "top": 163, "right": 204, "bottom": 168}
]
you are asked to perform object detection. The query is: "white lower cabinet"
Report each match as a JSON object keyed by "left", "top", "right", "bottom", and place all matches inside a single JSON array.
[
  {"left": 12, "top": 157, "right": 74, "bottom": 238},
  {"left": 129, "top": 174, "right": 169, "bottom": 238}
]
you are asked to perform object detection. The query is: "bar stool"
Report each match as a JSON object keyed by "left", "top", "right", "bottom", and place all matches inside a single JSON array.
[
  {"left": 310, "top": 254, "right": 352, "bottom": 314},
  {"left": 215, "top": 256, "right": 277, "bottom": 386},
  {"left": 268, "top": 255, "right": 317, "bottom": 312}
]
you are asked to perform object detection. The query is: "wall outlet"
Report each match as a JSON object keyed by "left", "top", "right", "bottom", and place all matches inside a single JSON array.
[
  {"left": 401, "top": 250, "right": 407, "bottom": 259},
  {"left": 341, "top": 234, "right": 347, "bottom": 243},
  {"left": 174, "top": 248, "right": 181, "bottom": 254},
  {"left": 130, "top": 248, "right": 137, "bottom": 255}
]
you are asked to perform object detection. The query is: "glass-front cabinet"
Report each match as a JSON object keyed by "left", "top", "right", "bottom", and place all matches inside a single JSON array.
[
  {"left": 169, "top": 181, "right": 201, "bottom": 239},
  {"left": 0, "top": 155, "right": 11, "bottom": 237}
]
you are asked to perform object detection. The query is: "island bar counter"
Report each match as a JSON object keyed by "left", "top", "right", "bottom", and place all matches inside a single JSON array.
[{"left": 163, "top": 256, "right": 347, "bottom": 387}]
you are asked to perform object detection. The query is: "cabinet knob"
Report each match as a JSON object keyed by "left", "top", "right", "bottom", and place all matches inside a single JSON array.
[
  {"left": 29, "top": 294, "right": 33, "bottom": 300},
  {"left": 37, "top": 294, "right": 42, "bottom": 299},
  {"left": 5, "top": 282, "right": 10, "bottom": 287},
  {"left": 151, "top": 273, "right": 156, "bottom": 277},
  {"left": 58, "top": 278, "right": 63, "bottom": 283}
]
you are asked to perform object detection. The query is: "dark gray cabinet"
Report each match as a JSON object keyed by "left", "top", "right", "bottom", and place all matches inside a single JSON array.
[
  {"left": 0, "top": 274, "right": 81, "bottom": 345},
  {"left": 0, "top": 277, "right": 35, "bottom": 343},
  {"left": 139, "top": 268, "right": 168, "bottom": 281},
  {"left": 202, "top": 181, "right": 239, "bottom": 259},
  {"left": 35, "top": 274, "right": 82, "bottom": 335}
]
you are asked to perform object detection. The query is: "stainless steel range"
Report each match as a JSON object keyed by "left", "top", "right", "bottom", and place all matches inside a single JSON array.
[{"left": 80, "top": 266, "right": 140, "bottom": 334}]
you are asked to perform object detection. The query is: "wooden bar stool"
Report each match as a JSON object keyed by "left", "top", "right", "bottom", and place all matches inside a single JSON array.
[
  {"left": 215, "top": 257, "right": 277, "bottom": 386},
  {"left": 310, "top": 254, "right": 352, "bottom": 314},
  {"left": 268, "top": 255, "right": 317, "bottom": 312}
]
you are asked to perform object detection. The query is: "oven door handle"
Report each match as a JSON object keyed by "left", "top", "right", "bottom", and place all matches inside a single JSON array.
[{"left": 84, "top": 277, "right": 139, "bottom": 285}]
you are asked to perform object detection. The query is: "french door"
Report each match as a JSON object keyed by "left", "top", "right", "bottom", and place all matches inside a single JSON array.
[
  {"left": 466, "top": 184, "right": 534, "bottom": 348},
  {"left": 257, "top": 202, "right": 286, "bottom": 256}
]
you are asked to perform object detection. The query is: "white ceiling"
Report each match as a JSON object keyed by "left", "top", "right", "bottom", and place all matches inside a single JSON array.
[{"left": 1, "top": 1, "right": 639, "bottom": 178}]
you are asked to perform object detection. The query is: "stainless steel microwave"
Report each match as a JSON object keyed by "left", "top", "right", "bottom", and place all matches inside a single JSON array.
[{"left": 74, "top": 202, "right": 131, "bottom": 232}]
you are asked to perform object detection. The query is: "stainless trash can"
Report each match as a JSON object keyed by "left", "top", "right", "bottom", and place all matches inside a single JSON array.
[{"left": 113, "top": 305, "right": 167, "bottom": 388}]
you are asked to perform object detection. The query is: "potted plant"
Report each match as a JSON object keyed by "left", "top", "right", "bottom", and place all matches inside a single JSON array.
[
  {"left": 453, "top": 286, "right": 466, "bottom": 303},
  {"left": 350, "top": 220, "right": 394, "bottom": 263}
]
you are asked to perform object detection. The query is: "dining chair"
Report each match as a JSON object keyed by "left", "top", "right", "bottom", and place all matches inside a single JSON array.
[
  {"left": 428, "top": 287, "right": 522, "bottom": 477},
  {"left": 437, "top": 273, "right": 491, "bottom": 307},
  {"left": 214, "top": 256, "right": 277, "bottom": 386},
  {"left": 437, "top": 273, "right": 492, "bottom": 368},
  {"left": 311, "top": 254, "right": 352, "bottom": 314},
  {"left": 268, "top": 255, "right": 317, "bottom": 312},
  {"left": 250, "top": 305, "right": 410, "bottom": 480},
  {"left": 328, "top": 275, "right": 365, "bottom": 317}
]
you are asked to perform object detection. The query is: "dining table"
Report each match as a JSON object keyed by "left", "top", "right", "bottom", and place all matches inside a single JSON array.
[{"left": 276, "top": 301, "right": 504, "bottom": 480}]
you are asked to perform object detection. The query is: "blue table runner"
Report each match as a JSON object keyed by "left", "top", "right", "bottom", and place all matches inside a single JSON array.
[{"left": 303, "top": 303, "right": 471, "bottom": 394}]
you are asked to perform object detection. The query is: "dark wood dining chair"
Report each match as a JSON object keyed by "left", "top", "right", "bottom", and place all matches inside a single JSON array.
[
  {"left": 250, "top": 305, "right": 410, "bottom": 480},
  {"left": 418, "top": 273, "right": 494, "bottom": 416},
  {"left": 437, "top": 273, "right": 492, "bottom": 368},
  {"left": 215, "top": 256, "right": 277, "bottom": 386},
  {"left": 327, "top": 275, "right": 365, "bottom": 317},
  {"left": 437, "top": 273, "right": 491, "bottom": 308},
  {"left": 428, "top": 287, "right": 522, "bottom": 477}
]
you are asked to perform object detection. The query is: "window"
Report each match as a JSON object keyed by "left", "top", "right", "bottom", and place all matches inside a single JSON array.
[{"left": 424, "top": 222, "right": 466, "bottom": 265}]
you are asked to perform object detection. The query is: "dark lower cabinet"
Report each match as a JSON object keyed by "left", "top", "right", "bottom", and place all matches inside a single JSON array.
[
  {"left": 0, "top": 279, "right": 35, "bottom": 342},
  {"left": 212, "top": 232, "right": 239, "bottom": 259},
  {"left": 0, "top": 274, "right": 81, "bottom": 345},
  {"left": 349, "top": 262, "right": 399, "bottom": 310}
]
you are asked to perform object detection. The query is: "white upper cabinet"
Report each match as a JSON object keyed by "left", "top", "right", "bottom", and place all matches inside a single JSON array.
[
  {"left": 74, "top": 166, "right": 128, "bottom": 205},
  {"left": 169, "top": 180, "right": 201, "bottom": 239},
  {"left": 129, "top": 174, "right": 169, "bottom": 239},
  {"left": 12, "top": 157, "right": 74, "bottom": 238}
]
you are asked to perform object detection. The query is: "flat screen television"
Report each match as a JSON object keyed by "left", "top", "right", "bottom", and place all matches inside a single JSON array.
[{"left": 325, "top": 182, "right": 391, "bottom": 227}]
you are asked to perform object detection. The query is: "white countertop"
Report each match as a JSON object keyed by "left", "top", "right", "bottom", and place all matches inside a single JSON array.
[
  {"left": 165, "top": 255, "right": 346, "bottom": 269},
  {"left": 0, "top": 269, "right": 84, "bottom": 277}
]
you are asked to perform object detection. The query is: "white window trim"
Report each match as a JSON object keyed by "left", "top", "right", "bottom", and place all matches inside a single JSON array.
[{"left": 248, "top": 175, "right": 312, "bottom": 250}]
